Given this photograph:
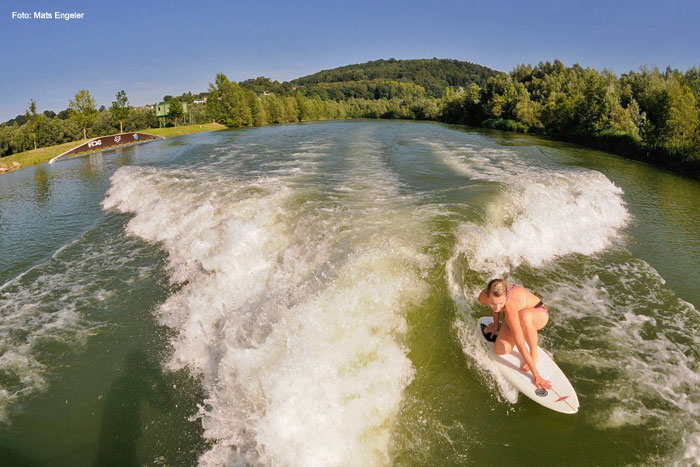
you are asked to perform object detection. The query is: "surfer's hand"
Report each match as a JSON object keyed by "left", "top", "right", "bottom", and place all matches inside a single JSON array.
[
  {"left": 533, "top": 374, "right": 552, "bottom": 390},
  {"left": 485, "top": 322, "right": 497, "bottom": 336}
]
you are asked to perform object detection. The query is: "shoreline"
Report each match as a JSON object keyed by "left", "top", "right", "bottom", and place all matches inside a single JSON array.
[
  {"left": 3, "top": 118, "right": 697, "bottom": 182},
  {"left": 0, "top": 123, "right": 227, "bottom": 175}
]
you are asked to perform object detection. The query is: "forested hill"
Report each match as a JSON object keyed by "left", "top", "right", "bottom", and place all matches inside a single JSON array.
[{"left": 291, "top": 58, "right": 500, "bottom": 98}]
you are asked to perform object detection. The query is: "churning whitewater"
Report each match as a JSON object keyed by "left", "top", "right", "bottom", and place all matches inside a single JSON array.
[
  {"left": 3, "top": 121, "right": 694, "bottom": 465},
  {"left": 433, "top": 135, "right": 700, "bottom": 465},
  {"left": 435, "top": 136, "right": 632, "bottom": 404},
  {"left": 102, "top": 125, "right": 439, "bottom": 466},
  {"left": 99, "top": 122, "right": 700, "bottom": 466}
]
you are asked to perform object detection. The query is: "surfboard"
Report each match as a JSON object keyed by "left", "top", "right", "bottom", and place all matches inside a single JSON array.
[{"left": 477, "top": 316, "right": 579, "bottom": 414}]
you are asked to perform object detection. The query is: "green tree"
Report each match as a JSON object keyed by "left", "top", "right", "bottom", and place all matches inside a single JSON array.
[
  {"left": 38, "top": 117, "right": 78, "bottom": 147},
  {"left": 189, "top": 102, "right": 210, "bottom": 125},
  {"left": 295, "top": 93, "right": 312, "bottom": 121},
  {"left": 26, "top": 99, "right": 44, "bottom": 150},
  {"left": 247, "top": 90, "right": 267, "bottom": 126},
  {"left": 208, "top": 73, "right": 251, "bottom": 127},
  {"left": 663, "top": 75, "right": 699, "bottom": 149},
  {"left": 262, "top": 94, "right": 285, "bottom": 124},
  {"left": 576, "top": 71, "right": 609, "bottom": 134},
  {"left": 206, "top": 77, "right": 223, "bottom": 123},
  {"left": 168, "top": 99, "right": 184, "bottom": 126},
  {"left": 10, "top": 124, "right": 31, "bottom": 154},
  {"left": 0, "top": 124, "right": 14, "bottom": 156},
  {"left": 92, "top": 110, "right": 116, "bottom": 135},
  {"left": 624, "top": 67, "right": 670, "bottom": 144},
  {"left": 481, "top": 74, "right": 527, "bottom": 121},
  {"left": 125, "top": 107, "right": 157, "bottom": 131},
  {"left": 69, "top": 89, "right": 97, "bottom": 139},
  {"left": 514, "top": 95, "right": 542, "bottom": 130},
  {"left": 110, "top": 90, "right": 132, "bottom": 133},
  {"left": 284, "top": 97, "right": 299, "bottom": 122},
  {"left": 684, "top": 66, "right": 700, "bottom": 102}
]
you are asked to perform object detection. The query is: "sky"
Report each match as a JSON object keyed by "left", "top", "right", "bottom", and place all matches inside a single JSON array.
[{"left": 1, "top": 0, "right": 699, "bottom": 122}]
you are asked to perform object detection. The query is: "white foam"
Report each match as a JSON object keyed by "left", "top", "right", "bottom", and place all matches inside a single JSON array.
[
  {"left": 534, "top": 259, "right": 700, "bottom": 465},
  {"left": 0, "top": 284, "right": 83, "bottom": 423},
  {"left": 103, "top": 136, "right": 437, "bottom": 466},
  {"left": 0, "top": 230, "right": 144, "bottom": 421},
  {"left": 678, "top": 432, "right": 700, "bottom": 467},
  {"left": 439, "top": 140, "right": 630, "bottom": 403},
  {"left": 600, "top": 406, "right": 646, "bottom": 428},
  {"left": 251, "top": 251, "right": 422, "bottom": 467},
  {"left": 432, "top": 140, "right": 629, "bottom": 277},
  {"left": 0, "top": 349, "right": 48, "bottom": 421},
  {"left": 456, "top": 173, "right": 628, "bottom": 277},
  {"left": 453, "top": 316, "right": 519, "bottom": 404}
]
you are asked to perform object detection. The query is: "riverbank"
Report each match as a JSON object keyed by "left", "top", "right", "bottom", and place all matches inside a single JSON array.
[
  {"left": 449, "top": 117, "right": 700, "bottom": 179},
  {"left": 0, "top": 122, "right": 226, "bottom": 175}
]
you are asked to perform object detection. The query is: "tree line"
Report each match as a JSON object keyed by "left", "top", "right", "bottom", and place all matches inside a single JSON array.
[
  {"left": 0, "top": 90, "right": 208, "bottom": 158},
  {"left": 205, "top": 61, "right": 700, "bottom": 173},
  {"left": 441, "top": 60, "right": 700, "bottom": 170},
  {"left": 205, "top": 73, "right": 438, "bottom": 127},
  {"left": 2, "top": 58, "right": 699, "bottom": 175}
]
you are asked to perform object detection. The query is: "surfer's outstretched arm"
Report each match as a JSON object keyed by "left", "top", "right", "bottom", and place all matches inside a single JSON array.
[{"left": 504, "top": 308, "right": 552, "bottom": 390}]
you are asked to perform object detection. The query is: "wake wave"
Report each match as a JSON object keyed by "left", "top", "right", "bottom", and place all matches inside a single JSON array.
[
  {"left": 434, "top": 139, "right": 700, "bottom": 465},
  {"left": 433, "top": 142, "right": 630, "bottom": 278},
  {"left": 436, "top": 140, "right": 629, "bottom": 414},
  {"left": 103, "top": 131, "right": 437, "bottom": 466}
]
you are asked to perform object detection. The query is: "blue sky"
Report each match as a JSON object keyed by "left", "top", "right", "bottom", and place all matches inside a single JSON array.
[{"left": 1, "top": 0, "right": 699, "bottom": 122}]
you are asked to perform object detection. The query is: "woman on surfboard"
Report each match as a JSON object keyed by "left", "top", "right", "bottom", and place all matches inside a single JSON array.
[{"left": 478, "top": 279, "right": 552, "bottom": 390}]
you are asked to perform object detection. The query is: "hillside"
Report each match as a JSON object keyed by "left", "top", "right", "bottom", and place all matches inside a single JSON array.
[{"left": 291, "top": 58, "right": 500, "bottom": 98}]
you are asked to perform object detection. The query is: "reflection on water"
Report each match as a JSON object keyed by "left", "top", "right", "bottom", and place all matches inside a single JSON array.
[
  {"left": 33, "top": 166, "right": 51, "bottom": 205},
  {"left": 79, "top": 154, "right": 105, "bottom": 179},
  {"left": 114, "top": 148, "right": 136, "bottom": 168}
]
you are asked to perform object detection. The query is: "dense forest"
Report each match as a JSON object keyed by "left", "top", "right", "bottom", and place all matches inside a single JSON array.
[
  {"left": 442, "top": 61, "right": 700, "bottom": 171},
  {"left": 292, "top": 58, "right": 498, "bottom": 97},
  {"left": 2, "top": 58, "right": 699, "bottom": 175}
]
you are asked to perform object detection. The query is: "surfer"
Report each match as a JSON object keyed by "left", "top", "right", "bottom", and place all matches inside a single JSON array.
[{"left": 478, "top": 279, "right": 552, "bottom": 390}]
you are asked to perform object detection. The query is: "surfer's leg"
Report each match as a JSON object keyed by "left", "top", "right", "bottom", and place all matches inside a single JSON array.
[
  {"left": 495, "top": 322, "right": 514, "bottom": 355},
  {"left": 519, "top": 307, "right": 549, "bottom": 371}
]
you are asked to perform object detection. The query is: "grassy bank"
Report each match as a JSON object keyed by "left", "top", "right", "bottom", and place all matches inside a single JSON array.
[
  {"left": 0, "top": 122, "right": 226, "bottom": 175},
  {"left": 143, "top": 123, "right": 226, "bottom": 138}
]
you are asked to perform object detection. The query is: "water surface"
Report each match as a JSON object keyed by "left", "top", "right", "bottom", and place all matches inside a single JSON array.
[{"left": 1, "top": 121, "right": 698, "bottom": 466}]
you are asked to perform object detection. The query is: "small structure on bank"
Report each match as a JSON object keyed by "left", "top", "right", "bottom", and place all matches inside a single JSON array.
[{"left": 49, "top": 132, "right": 163, "bottom": 164}]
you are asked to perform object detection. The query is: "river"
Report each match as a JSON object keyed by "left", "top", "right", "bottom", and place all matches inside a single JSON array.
[{"left": 1, "top": 120, "right": 699, "bottom": 466}]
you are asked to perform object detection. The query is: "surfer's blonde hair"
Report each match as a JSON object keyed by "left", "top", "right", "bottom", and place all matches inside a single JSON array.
[{"left": 486, "top": 279, "right": 508, "bottom": 297}]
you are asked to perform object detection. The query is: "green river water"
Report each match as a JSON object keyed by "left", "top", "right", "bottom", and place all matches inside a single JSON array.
[{"left": 1, "top": 120, "right": 699, "bottom": 466}]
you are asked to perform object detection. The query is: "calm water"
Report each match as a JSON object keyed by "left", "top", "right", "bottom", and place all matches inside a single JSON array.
[{"left": 1, "top": 121, "right": 699, "bottom": 466}]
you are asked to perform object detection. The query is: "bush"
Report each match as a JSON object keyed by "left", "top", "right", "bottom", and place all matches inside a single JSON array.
[
  {"left": 482, "top": 118, "right": 528, "bottom": 133},
  {"left": 592, "top": 130, "right": 643, "bottom": 157}
]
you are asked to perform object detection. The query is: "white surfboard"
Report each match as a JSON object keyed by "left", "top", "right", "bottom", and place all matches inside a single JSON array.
[{"left": 478, "top": 316, "right": 579, "bottom": 414}]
